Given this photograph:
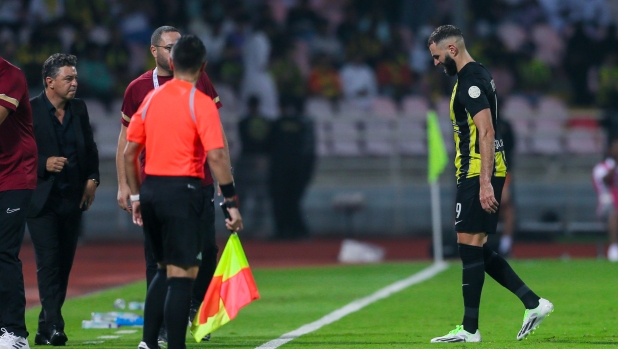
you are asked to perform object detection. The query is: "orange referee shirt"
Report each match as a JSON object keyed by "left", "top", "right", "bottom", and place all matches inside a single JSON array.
[{"left": 126, "top": 79, "right": 224, "bottom": 179}]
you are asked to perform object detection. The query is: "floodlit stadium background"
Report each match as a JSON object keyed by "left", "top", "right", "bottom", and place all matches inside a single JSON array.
[{"left": 1, "top": 0, "right": 615, "bottom": 241}]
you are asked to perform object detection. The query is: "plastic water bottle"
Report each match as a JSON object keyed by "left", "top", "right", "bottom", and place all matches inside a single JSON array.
[
  {"left": 113, "top": 298, "right": 126, "bottom": 309},
  {"left": 82, "top": 320, "right": 120, "bottom": 329},
  {"left": 128, "top": 301, "right": 145, "bottom": 310},
  {"left": 91, "top": 312, "right": 141, "bottom": 322},
  {"left": 116, "top": 315, "right": 144, "bottom": 326}
]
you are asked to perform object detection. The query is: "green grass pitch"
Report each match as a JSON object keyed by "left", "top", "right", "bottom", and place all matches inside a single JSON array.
[{"left": 25, "top": 260, "right": 618, "bottom": 348}]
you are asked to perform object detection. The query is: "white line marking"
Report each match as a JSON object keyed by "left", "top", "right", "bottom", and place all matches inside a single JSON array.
[
  {"left": 255, "top": 262, "right": 449, "bottom": 349},
  {"left": 115, "top": 330, "right": 138, "bottom": 334},
  {"left": 97, "top": 335, "right": 120, "bottom": 339}
]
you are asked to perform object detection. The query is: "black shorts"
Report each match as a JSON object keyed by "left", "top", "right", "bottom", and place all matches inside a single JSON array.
[
  {"left": 140, "top": 176, "right": 205, "bottom": 267},
  {"left": 454, "top": 176, "right": 506, "bottom": 234}
]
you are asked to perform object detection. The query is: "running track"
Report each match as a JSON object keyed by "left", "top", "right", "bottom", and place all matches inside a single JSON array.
[{"left": 20, "top": 237, "right": 601, "bottom": 308}]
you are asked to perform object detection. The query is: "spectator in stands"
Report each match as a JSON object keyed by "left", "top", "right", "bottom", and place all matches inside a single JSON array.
[
  {"left": 237, "top": 96, "right": 272, "bottom": 234},
  {"left": 598, "top": 51, "right": 618, "bottom": 143},
  {"left": 76, "top": 42, "right": 114, "bottom": 107},
  {"left": 241, "top": 19, "right": 279, "bottom": 118},
  {"left": 376, "top": 46, "right": 413, "bottom": 108},
  {"left": 345, "top": 21, "right": 383, "bottom": 67},
  {"left": 337, "top": 5, "right": 360, "bottom": 45},
  {"left": 286, "top": 0, "right": 321, "bottom": 40},
  {"left": 592, "top": 139, "right": 618, "bottom": 262},
  {"left": 340, "top": 53, "right": 377, "bottom": 109},
  {"left": 310, "top": 18, "right": 344, "bottom": 62},
  {"left": 564, "top": 21, "right": 597, "bottom": 106},
  {"left": 308, "top": 54, "right": 343, "bottom": 109},
  {"left": 269, "top": 97, "right": 315, "bottom": 240},
  {"left": 271, "top": 43, "right": 306, "bottom": 112}
]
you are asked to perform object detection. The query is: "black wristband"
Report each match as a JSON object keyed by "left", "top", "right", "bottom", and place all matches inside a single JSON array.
[
  {"left": 220, "top": 182, "right": 236, "bottom": 198},
  {"left": 224, "top": 196, "right": 239, "bottom": 209}
]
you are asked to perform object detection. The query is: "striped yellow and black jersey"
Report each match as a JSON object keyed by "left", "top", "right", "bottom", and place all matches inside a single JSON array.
[{"left": 450, "top": 62, "right": 507, "bottom": 182}]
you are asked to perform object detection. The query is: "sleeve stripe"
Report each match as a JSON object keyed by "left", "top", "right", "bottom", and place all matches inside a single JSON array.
[
  {"left": 0, "top": 94, "right": 19, "bottom": 108},
  {"left": 122, "top": 112, "right": 131, "bottom": 123},
  {"left": 213, "top": 96, "right": 220, "bottom": 104}
]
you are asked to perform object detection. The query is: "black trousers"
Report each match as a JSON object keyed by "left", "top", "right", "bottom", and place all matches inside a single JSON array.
[
  {"left": 143, "top": 184, "right": 218, "bottom": 310},
  {"left": 269, "top": 159, "right": 313, "bottom": 240},
  {"left": 27, "top": 193, "right": 82, "bottom": 335},
  {"left": 0, "top": 189, "right": 33, "bottom": 338}
]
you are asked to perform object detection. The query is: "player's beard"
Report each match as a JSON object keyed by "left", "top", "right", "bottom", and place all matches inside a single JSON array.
[
  {"left": 443, "top": 55, "right": 458, "bottom": 76},
  {"left": 157, "top": 55, "right": 172, "bottom": 74}
]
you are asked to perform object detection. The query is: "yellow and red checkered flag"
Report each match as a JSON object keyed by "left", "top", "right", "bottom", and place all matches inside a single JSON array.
[{"left": 191, "top": 233, "right": 260, "bottom": 342}]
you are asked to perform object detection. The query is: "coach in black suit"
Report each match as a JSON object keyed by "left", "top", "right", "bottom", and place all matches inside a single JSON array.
[{"left": 27, "top": 53, "right": 99, "bottom": 346}]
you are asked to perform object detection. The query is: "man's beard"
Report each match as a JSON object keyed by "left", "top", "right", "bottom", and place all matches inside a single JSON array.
[
  {"left": 157, "top": 56, "right": 171, "bottom": 73},
  {"left": 443, "top": 55, "right": 458, "bottom": 76}
]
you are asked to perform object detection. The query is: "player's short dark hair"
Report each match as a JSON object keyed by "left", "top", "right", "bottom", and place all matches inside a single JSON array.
[
  {"left": 42, "top": 53, "right": 77, "bottom": 88},
  {"left": 151, "top": 25, "right": 180, "bottom": 46},
  {"left": 171, "top": 35, "right": 207, "bottom": 74},
  {"left": 427, "top": 25, "right": 463, "bottom": 47}
]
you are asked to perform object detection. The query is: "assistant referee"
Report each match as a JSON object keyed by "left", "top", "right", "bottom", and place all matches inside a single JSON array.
[{"left": 124, "top": 35, "right": 242, "bottom": 349}]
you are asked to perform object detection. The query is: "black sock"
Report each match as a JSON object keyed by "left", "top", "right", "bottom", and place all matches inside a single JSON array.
[
  {"left": 458, "top": 244, "right": 485, "bottom": 334},
  {"left": 143, "top": 268, "right": 167, "bottom": 348},
  {"left": 165, "top": 277, "right": 194, "bottom": 349},
  {"left": 483, "top": 245, "right": 540, "bottom": 309}
]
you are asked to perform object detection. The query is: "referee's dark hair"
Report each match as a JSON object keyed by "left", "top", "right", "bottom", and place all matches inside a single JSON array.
[
  {"left": 171, "top": 35, "right": 207, "bottom": 74},
  {"left": 427, "top": 25, "right": 463, "bottom": 47},
  {"left": 151, "top": 25, "right": 180, "bottom": 46},
  {"left": 41, "top": 53, "right": 77, "bottom": 88}
]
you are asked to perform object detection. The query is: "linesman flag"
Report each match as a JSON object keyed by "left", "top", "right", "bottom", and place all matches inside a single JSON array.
[
  {"left": 191, "top": 233, "right": 260, "bottom": 342},
  {"left": 427, "top": 110, "right": 448, "bottom": 183}
]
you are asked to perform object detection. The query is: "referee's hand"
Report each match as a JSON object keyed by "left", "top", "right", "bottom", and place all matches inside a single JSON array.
[
  {"left": 131, "top": 201, "right": 143, "bottom": 226},
  {"left": 480, "top": 183, "right": 499, "bottom": 214},
  {"left": 225, "top": 207, "right": 243, "bottom": 232}
]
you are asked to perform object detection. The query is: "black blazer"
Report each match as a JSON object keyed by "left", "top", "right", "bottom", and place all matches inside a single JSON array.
[{"left": 28, "top": 92, "right": 100, "bottom": 217}]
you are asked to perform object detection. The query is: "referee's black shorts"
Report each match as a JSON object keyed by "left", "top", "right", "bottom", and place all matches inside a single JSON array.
[
  {"left": 140, "top": 176, "right": 205, "bottom": 267},
  {"left": 454, "top": 176, "right": 506, "bottom": 234}
]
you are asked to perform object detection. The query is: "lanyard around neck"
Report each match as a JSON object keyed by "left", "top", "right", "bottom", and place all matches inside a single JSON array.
[{"left": 153, "top": 67, "right": 159, "bottom": 88}]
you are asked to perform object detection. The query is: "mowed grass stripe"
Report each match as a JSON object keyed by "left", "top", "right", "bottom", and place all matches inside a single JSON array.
[
  {"left": 291, "top": 259, "right": 618, "bottom": 348},
  {"left": 255, "top": 262, "right": 448, "bottom": 349},
  {"left": 25, "top": 262, "right": 431, "bottom": 348}
]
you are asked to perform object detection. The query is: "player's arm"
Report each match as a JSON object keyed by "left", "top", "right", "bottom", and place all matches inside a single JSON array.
[
  {"left": 0, "top": 105, "right": 9, "bottom": 126},
  {"left": 473, "top": 108, "right": 499, "bottom": 214},
  {"left": 124, "top": 140, "right": 145, "bottom": 226},
  {"left": 198, "top": 97, "right": 242, "bottom": 231},
  {"left": 116, "top": 123, "right": 132, "bottom": 212},
  {"left": 208, "top": 147, "right": 243, "bottom": 232}
]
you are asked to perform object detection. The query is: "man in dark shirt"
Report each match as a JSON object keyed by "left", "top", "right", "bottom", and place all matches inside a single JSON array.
[
  {"left": 237, "top": 96, "right": 271, "bottom": 232},
  {"left": 27, "top": 53, "right": 99, "bottom": 346},
  {"left": 0, "top": 55, "right": 37, "bottom": 349},
  {"left": 269, "top": 97, "right": 315, "bottom": 240},
  {"left": 427, "top": 25, "right": 552, "bottom": 343}
]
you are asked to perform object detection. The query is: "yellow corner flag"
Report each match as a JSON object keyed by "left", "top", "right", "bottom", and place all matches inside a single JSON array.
[
  {"left": 191, "top": 233, "right": 260, "bottom": 342},
  {"left": 427, "top": 110, "right": 448, "bottom": 183}
]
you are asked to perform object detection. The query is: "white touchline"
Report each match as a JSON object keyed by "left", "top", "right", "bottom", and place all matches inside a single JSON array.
[{"left": 255, "top": 262, "right": 449, "bottom": 349}]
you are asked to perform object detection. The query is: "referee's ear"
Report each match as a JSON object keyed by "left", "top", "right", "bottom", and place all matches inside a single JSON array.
[{"left": 169, "top": 58, "right": 175, "bottom": 72}]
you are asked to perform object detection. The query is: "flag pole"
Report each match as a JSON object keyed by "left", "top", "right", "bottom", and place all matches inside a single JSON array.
[
  {"left": 430, "top": 181, "right": 443, "bottom": 263},
  {"left": 426, "top": 109, "right": 448, "bottom": 264}
]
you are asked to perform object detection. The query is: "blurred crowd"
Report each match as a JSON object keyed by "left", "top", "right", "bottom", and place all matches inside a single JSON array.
[{"left": 1, "top": 0, "right": 618, "bottom": 113}]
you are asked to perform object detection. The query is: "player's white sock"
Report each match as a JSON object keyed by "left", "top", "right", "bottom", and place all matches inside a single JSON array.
[{"left": 499, "top": 236, "right": 512, "bottom": 254}]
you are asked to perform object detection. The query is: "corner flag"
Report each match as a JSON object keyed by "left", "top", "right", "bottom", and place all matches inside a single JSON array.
[
  {"left": 191, "top": 233, "right": 260, "bottom": 342},
  {"left": 427, "top": 110, "right": 448, "bottom": 183}
]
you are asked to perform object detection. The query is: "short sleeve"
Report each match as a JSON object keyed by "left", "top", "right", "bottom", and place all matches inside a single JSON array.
[
  {"left": 459, "top": 75, "right": 490, "bottom": 118},
  {"left": 197, "top": 72, "right": 222, "bottom": 109},
  {"left": 126, "top": 90, "right": 155, "bottom": 144},
  {"left": 120, "top": 83, "right": 138, "bottom": 127},
  {"left": 0, "top": 69, "right": 24, "bottom": 113},
  {"left": 195, "top": 93, "right": 224, "bottom": 151}
]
